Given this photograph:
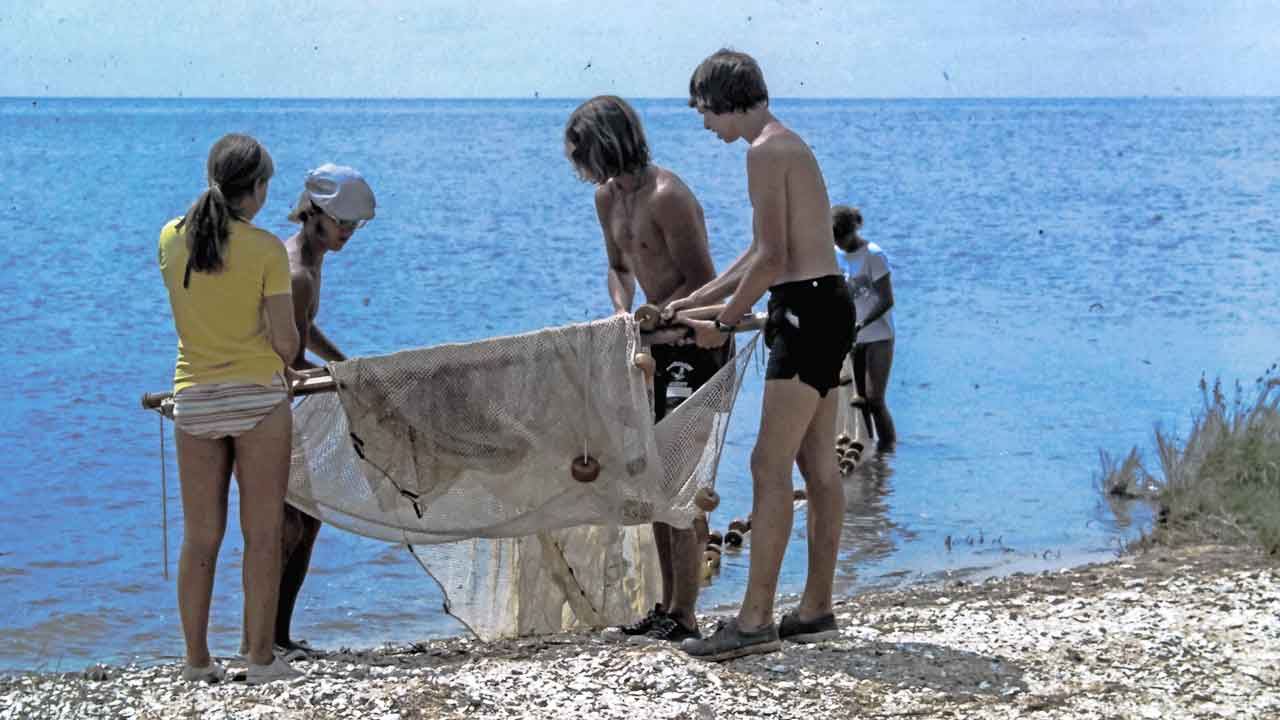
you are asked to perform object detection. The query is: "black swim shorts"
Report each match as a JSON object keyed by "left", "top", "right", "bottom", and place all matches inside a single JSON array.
[
  {"left": 764, "top": 274, "right": 856, "bottom": 397},
  {"left": 651, "top": 340, "right": 732, "bottom": 421}
]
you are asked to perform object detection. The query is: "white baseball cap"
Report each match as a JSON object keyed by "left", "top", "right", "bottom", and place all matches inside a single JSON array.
[{"left": 289, "top": 163, "right": 376, "bottom": 225}]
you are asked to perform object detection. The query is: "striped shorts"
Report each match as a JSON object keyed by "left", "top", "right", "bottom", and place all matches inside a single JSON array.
[{"left": 172, "top": 376, "right": 288, "bottom": 439}]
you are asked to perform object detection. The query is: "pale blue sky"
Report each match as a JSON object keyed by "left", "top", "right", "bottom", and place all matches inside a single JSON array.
[{"left": 2, "top": 1, "right": 1276, "bottom": 98}]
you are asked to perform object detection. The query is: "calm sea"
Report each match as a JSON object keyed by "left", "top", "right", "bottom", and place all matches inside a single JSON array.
[{"left": 1, "top": 97, "right": 1276, "bottom": 671}]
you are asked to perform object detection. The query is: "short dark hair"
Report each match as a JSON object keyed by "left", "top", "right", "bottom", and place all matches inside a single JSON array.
[
  {"left": 688, "top": 49, "right": 768, "bottom": 114},
  {"left": 832, "top": 205, "right": 863, "bottom": 241},
  {"left": 564, "top": 96, "right": 650, "bottom": 184}
]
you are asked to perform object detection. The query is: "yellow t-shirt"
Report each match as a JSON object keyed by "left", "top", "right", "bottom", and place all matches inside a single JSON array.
[{"left": 158, "top": 217, "right": 292, "bottom": 392}]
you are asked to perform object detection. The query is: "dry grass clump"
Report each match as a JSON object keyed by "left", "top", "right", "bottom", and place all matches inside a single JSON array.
[{"left": 1100, "top": 368, "right": 1280, "bottom": 554}]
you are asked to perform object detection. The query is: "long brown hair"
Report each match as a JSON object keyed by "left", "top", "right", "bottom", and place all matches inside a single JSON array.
[
  {"left": 177, "top": 134, "right": 274, "bottom": 287},
  {"left": 564, "top": 96, "right": 650, "bottom": 184}
]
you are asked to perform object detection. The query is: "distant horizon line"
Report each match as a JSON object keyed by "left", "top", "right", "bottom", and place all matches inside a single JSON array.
[{"left": 4, "top": 94, "right": 1276, "bottom": 102}]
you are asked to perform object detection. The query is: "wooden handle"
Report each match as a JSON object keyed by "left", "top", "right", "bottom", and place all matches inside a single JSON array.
[
  {"left": 141, "top": 391, "right": 172, "bottom": 410},
  {"left": 141, "top": 369, "right": 337, "bottom": 412},
  {"left": 640, "top": 311, "right": 768, "bottom": 346},
  {"left": 633, "top": 304, "right": 662, "bottom": 332}
]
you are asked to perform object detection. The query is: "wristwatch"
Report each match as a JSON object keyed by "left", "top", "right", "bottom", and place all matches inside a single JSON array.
[{"left": 713, "top": 318, "right": 737, "bottom": 333}]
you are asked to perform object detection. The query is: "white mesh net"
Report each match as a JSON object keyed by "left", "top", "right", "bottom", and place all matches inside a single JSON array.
[{"left": 286, "top": 314, "right": 759, "bottom": 639}]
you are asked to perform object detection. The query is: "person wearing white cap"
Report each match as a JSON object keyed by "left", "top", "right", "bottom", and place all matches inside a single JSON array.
[{"left": 275, "top": 163, "right": 375, "bottom": 659}]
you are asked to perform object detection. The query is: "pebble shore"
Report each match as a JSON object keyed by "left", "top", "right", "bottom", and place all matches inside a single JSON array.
[{"left": 3, "top": 544, "right": 1276, "bottom": 719}]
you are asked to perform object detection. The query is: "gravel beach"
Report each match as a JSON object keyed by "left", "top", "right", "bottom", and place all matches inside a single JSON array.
[{"left": 3, "top": 544, "right": 1276, "bottom": 719}]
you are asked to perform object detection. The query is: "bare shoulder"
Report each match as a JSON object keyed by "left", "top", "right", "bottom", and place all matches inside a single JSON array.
[
  {"left": 749, "top": 124, "right": 810, "bottom": 165},
  {"left": 594, "top": 181, "right": 615, "bottom": 211},
  {"left": 290, "top": 265, "right": 317, "bottom": 297},
  {"left": 650, "top": 167, "right": 700, "bottom": 214}
]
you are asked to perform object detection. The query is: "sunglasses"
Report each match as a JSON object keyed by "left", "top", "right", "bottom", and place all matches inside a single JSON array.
[{"left": 315, "top": 204, "right": 367, "bottom": 232}]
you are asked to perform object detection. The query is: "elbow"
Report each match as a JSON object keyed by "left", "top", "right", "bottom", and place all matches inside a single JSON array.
[{"left": 273, "top": 328, "right": 300, "bottom": 366}]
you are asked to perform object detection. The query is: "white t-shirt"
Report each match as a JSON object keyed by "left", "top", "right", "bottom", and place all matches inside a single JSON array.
[{"left": 840, "top": 242, "right": 894, "bottom": 344}]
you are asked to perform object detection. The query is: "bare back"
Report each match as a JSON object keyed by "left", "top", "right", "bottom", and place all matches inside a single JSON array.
[
  {"left": 748, "top": 123, "right": 839, "bottom": 284},
  {"left": 596, "top": 166, "right": 715, "bottom": 308}
]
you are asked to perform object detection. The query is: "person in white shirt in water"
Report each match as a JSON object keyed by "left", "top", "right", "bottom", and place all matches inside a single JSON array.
[{"left": 833, "top": 205, "right": 897, "bottom": 452}]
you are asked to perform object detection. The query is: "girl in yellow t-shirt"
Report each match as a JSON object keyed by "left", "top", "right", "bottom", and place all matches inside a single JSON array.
[{"left": 157, "top": 133, "right": 300, "bottom": 685}]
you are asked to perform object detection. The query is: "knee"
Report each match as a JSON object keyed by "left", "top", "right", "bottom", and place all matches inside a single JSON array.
[
  {"left": 798, "top": 457, "right": 839, "bottom": 490},
  {"left": 283, "top": 507, "right": 321, "bottom": 546},
  {"left": 749, "top": 447, "right": 789, "bottom": 482},
  {"left": 183, "top": 527, "right": 224, "bottom": 560},
  {"left": 243, "top": 516, "right": 283, "bottom": 552}
]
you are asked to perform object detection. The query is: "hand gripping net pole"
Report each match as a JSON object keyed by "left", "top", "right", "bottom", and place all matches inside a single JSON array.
[{"left": 286, "top": 314, "right": 758, "bottom": 639}]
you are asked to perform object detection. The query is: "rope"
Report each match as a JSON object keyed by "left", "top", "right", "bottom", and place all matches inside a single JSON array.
[
  {"left": 704, "top": 330, "right": 761, "bottom": 494},
  {"left": 581, "top": 315, "right": 591, "bottom": 461},
  {"left": 406, "top": 542, "right": 484, "bottom": 641},
  {"left": 159, "top": 411, "right": 169, "bottom": 580}
]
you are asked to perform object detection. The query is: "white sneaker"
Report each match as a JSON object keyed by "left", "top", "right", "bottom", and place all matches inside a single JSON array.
[
  {"left": 181, "top": 661, "right": 227, "bottom": 684},
  {"left": 246, "top": 655, "right": 303, "bottom": 685}
]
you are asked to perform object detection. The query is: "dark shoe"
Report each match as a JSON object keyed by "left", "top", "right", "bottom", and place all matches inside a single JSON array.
[
  {"left": 681, "top": 619, "right": 780, "bottom": 662},
  {"left": 645, "top": 616, "right": 701, "bottom": 643},
  {"left": 778, "top": 610, "right": 839, "bottom": 643},
  {"left": 618, "top": 603, "right": 667, "bottom": 636}
]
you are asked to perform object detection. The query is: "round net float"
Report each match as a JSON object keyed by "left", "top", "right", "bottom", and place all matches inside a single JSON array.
[
  {"left": 792, "top": 488, "right": 807, "bottom": 502},
  {"left": 707, "top": 530, "right": 723, "bottom": 547},
  {"left": 839, "top": 459, "right": 855, "bottom": 475},
  {"left": 633, "top": 303, "right": 662, "bottom": 332},
  {"left": 840, "top": 447, "right": 861, "bottom": 461},
  {"left": 836, "top": 434, "right": 853, "bottom": 447},
  {"left": 728, "top": 518, "right": 748, "bottom": 533},
  {"left": 724, "top": 527, "right": 744, "bottom": 547},
  {"left": 570, "top": 454, "right": 601, "bottom": 483},
  {"left": 849, "top": 441, "right": 865, "bottom": 454},
  {"left": 704, "top": 548, "right": 722, "bottom": 568},
  {"left": 633, "top": 352, "right": 655, "bottom": 380},
  {"left": 705, "top": 543, "right": 722, "bottom": 558},
  {"left": 694, "top": 487, "right": 720, "bottom": 512}
]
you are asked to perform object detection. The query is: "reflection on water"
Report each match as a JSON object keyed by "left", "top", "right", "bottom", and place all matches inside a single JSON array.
[{"left": 838, "top": 452, "right": 904, "bottom": 571}]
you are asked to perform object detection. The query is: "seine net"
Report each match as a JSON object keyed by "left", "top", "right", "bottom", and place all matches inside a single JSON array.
[{"left": 286, "top": 314, "right": 758, "bottom": 638}]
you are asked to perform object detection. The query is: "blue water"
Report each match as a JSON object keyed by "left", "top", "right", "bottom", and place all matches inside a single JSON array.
[{"left": 1, "top": 97, "right": 1277, "bottom": 671}]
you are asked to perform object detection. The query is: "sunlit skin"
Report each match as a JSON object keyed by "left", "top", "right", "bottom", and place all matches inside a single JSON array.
[
  {"left": 269, "top": 205, "right": 361, "bottom": 654},
  {"left": 568, "top": 113, "right": 718, "bottom": 634},
  {"left": 672, "top": 93, "right": 847, "bottom": 642}
]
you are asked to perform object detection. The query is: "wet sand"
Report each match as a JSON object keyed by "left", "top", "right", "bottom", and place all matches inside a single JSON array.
[{"left": 2, "top": 544, "right": 1275, "bottom": 719}]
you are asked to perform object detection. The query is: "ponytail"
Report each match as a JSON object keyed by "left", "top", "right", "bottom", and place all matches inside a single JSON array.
[{"left": 175, "top": 134, "right": 275, "bottom": 289}]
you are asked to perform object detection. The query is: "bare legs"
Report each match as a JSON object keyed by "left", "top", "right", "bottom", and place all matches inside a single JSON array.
[
  {"left": 736, "top": 378, "right": 844, "bottom": 630},
  {"left": 176, "top": 432, "right": 233, "bottom": 669},
  {"left": 852, "top": 338, "right": 897, "bottom": 451},
  {"left": 652, "top": 521, "right": 701, "bottom": 630},
  {"left": 176, "top": 400, "right": 291, "bottom": 668},
  {"left": 277, "top": 506, "right": 322, "bottom": 648},
  {"left": 795, "top": 388, "right": 844, "bottom": 620}
]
